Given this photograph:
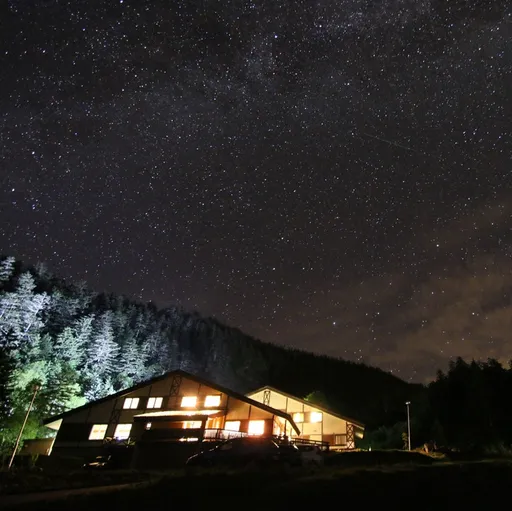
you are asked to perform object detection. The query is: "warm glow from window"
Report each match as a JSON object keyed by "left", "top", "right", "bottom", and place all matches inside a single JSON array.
[
  {"left": 293, "top": 412, "right": 304, "bottom": 423},
  {"left": 114, "top": 423, "right": 132, "bottom": 440},
  {"left": 123, "top": 397, "right": 139, "bottom": 409},
  {"left": 248, "top": 420, "right": 265, "bottom": 435},
  {"left": 147, "top": 397, "right": 163, "bottom": 409},
  {"left": 181, "top": 396, "right": 197, "bottom": 407},
  {"left": 224, "top": 420, "right": 241, "bottom": 432},
  {"left": 145, "top": 422, "right": 152, "bottom": 430},
  {"left": 183, "top": 421, "right": 202, "bottom": 429},
  {"left": 204, "top": 395, "right": 221, "bottom": 407},
  {"left": 89, "top": 424, "right": 107, "bottom": 440},
  {"left": 310, "top": 412, "right": 323, "bottom": 423}
]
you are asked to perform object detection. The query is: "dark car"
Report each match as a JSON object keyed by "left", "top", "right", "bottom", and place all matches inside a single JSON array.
[
  {"left": 186, "top": 437, "right": 281, "bottom": 468},
  {"left": 275, "top": 443, "right": 302, "bottom": 467}
]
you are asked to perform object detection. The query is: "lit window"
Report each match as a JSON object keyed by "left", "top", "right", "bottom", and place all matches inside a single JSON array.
[
  {"left": 293, "top": 413, "right": 304, "bottom": 423},
  {"left": 89, "top": 424, "right": 107, "bottom": 440},
  {"left": 181, "top": 396, "right": 197, "bottom": 407},
  {"left": 183, "top": 421, "right": 202, "bottom": 429},
  {"left": 145, "top": 422, "right": 152, "bottom": 430},
  {"left": 114, "top": 423, "right": 132, "bottom": 440},
  {"left": 123, "top": 397, "right": 139, "bottom": 409},
  {"left": 248, "top": 420, "right": 265, "bottom": 436},
  {"left": 147, "top": 397, "right": 163, "bottom": 409},
  {"left": 224, "top": 421, "right": 241, "bottom": 432},
  {"left": 204, "top": 395, "right": 221, "bottom": 407},
  {"left": 310, "top": 412, "right": 323, "bottom": 423}
]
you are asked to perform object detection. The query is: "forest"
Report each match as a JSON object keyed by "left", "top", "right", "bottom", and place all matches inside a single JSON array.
[{"left": 1, "top": 255, "right": 512, "bottom": 455}]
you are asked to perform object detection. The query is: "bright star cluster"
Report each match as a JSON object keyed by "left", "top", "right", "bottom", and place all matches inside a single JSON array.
[{"left": 1, "top": 0, "right": 510, "bottom": 382}]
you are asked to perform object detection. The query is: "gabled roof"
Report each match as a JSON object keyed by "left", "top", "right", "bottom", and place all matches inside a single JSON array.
[
  {"left": 43, "top": 370, "right": 300, "bottom": 435},
  {"left": 246, "top": 385, "right": 365, "bottom": 429}
]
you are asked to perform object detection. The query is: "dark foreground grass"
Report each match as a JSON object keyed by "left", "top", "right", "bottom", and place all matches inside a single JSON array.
[{"left": 12, "top": 460, "right": 512, "bottom": 510}]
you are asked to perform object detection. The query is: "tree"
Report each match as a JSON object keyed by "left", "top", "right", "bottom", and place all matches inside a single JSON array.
[
  {"left": 0, "top": 256, "right": 16, "bottom": 285},
  {"left": 117, "top": 336, "right": 150, "bottom": 388},
  {"left": 54, "top": 314, "right": 94, "bottom": 369},
  {"left": 84, "top": 311, "right": 119, "bottom": 398},
  {"left": 304, "top": 390, "right": 330, "bottom": 409}
]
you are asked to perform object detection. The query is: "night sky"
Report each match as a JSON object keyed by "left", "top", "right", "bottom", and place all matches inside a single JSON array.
[{"left": 1, "top": 1, "right": 510, "bottom": 382}]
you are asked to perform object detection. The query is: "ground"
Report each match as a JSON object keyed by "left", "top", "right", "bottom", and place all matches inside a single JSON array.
[{"left": 1, "top": 453, "right": 511, "bottom": 510}]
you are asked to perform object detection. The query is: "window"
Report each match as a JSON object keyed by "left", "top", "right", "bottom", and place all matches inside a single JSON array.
[
  {"left": 147, "top": 397, "right": 163, "bottom": 409},
  {"left": 145, "top": 422, "right": 152, "bottom": 430},
  {"left": 114, "top": 423, "right": 132, "bottom": 440},
  {"left": 248, "top": 420, "right": 265, "bottom": 436},
  {"left": 293, "top": 412, "right": 304, "bottom": 423},
  {"left": 204, "top": 395, "right": 221, "bottom": 407},
  {"left": 89, "top": 424, "right": 107, "bottom": 440},
  {"left": 224, "top": 421, "right": 241, "bottom": 432},
  {"left": 123, "top": 397, "right": 139, "bottom": 409},
  {"left": 181, "top": 396, "right": 197, "bottom": 407},
  {"left": 183, "top": 421, "right": 202, "bottom": 429},
  {"left": 310, "top": 412, "right": 323, "bottom": 423}
]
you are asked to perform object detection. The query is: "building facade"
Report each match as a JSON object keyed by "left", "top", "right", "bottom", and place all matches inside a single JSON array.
[
  {"left": 44, "top": 370, "right": 299, "bottom": 467},
  {"left": 246, "top": 386, "right": 364, "bottom": 449}
]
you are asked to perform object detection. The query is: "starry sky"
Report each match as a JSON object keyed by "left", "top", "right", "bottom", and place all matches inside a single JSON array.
[{"left": 1, "top": 0, "right": 511, "bottom": 382}]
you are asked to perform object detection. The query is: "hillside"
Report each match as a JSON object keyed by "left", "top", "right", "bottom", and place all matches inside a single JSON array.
[{"left": 0, "top": 255, "right": 417, "bottom": 448}]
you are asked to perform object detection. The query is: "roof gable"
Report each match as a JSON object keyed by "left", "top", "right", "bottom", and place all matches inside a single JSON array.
[
  {"left": 43, "top": 370, "right": 300, "bottom": 434},
  {"left": 247, "top": 385, "right": 365, "bottom": 428}
]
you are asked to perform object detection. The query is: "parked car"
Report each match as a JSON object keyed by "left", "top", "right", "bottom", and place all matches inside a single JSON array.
[
  {"left": 296, "top": 445, "right": 324, "bottom": 466},
  {"left": 186, "top": 437, "right": 283, "bottom": 468},
  {"left": 275, "top": 442, "right": 302, "bottom": 467}
]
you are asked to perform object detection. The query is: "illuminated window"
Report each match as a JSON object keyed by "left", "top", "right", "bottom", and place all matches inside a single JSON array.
[
  {"left": 183, "top": 421, "right": 202, "bottom": 429},
  {"left": 147, "top": 397, "right": 163, "bottom": 409},
  {"left": 114, "top": 423, "right": 132, "bottom": 440},
  {"left": 224, "top": 421, "right": 241, "bottom": 432},
  {"left": 293, "top": 412, "right": 304, "bottom": 423},
  {"left": 89, "top": 424, "right": 107, "bottom": 440},
  {"left": 123, "top": 397, "right": 139, "bottom": 409},
  {"left": 145, "top": 422, "right": 152, "bottom": 430},
  {"left": 204, "top": 395, "right": 221, "bottom": 407},
  {"left": 310, "top": 412, "right": 323, "bottom": 423},
  {"left": 181, "top": 396, "right": 197, "bottom": 407},
  {"left": 248, "top": 420, "right": 265, "bottom": 436}
]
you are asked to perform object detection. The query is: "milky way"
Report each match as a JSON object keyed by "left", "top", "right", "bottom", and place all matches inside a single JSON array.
[{"left": 1, "top": 0, "right": 511, "bottom": 382}]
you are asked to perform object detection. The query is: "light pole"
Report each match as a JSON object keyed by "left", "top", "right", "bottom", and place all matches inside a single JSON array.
[
  {"left": 405, "top": 401, "right": 411, "bottom": 451},
  {"left": 8, "top": 384, "right": 40, "bottom": 470}
]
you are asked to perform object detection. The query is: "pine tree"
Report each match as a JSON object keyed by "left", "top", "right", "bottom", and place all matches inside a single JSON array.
[
  {"left": 55, "top": 314, "right": 93, "bottom": 369},
  {"left": 0, "top": 256, "right": 16, "bottom": 284},
  {"left": 84, "top": 311, "right": 119, "bottom": 397},
  {"left": 117, "top": 336, "right": 150, "bottom": 388}
]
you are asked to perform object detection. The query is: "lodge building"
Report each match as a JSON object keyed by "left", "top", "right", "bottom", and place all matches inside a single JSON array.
[{"left": 43, "top": 370, "right": 364, "bottom": 467}]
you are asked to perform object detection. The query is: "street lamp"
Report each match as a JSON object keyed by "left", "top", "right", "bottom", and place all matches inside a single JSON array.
[
  {"left": 8, "top": 384, "right": 40, "bottom": 470},
  {"left": 405, "top": 401, "right": 411, "bottom": 451}
]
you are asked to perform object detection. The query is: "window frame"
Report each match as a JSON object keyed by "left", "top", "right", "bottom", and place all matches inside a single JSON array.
[
  {"left": 204, "top": 394, "right": 221, "bottom": 407},
  {"left": 147, "top": 396, "right": 163, "bottom": 409},
  {"left": 248, "top": 420, "right": 266, "bottom": 436},
  {"left": 180, "top": 396, "right": 197, "bottom": 408},
  {"left": 224, "top": 420, "right": 241, "bottom": 432},
  {"left": 123, "top": 397, "right": 140, "bottom": 410},
  {"left": 293, "top": 412, "right": 304, "bottom": 423},
  {"left": 113, "top": 423, "right": 132, "bottom": 440},
  {"left": 88, "top": 424, "right": 108, "bottom": 440},
  {"left": 310, "top": 412, "right": 323, "bottom": 423}
]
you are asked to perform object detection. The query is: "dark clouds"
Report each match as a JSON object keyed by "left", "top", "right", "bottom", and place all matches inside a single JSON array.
[{"left": 1, "top": 0, "right": 510, "bottom": 381}]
